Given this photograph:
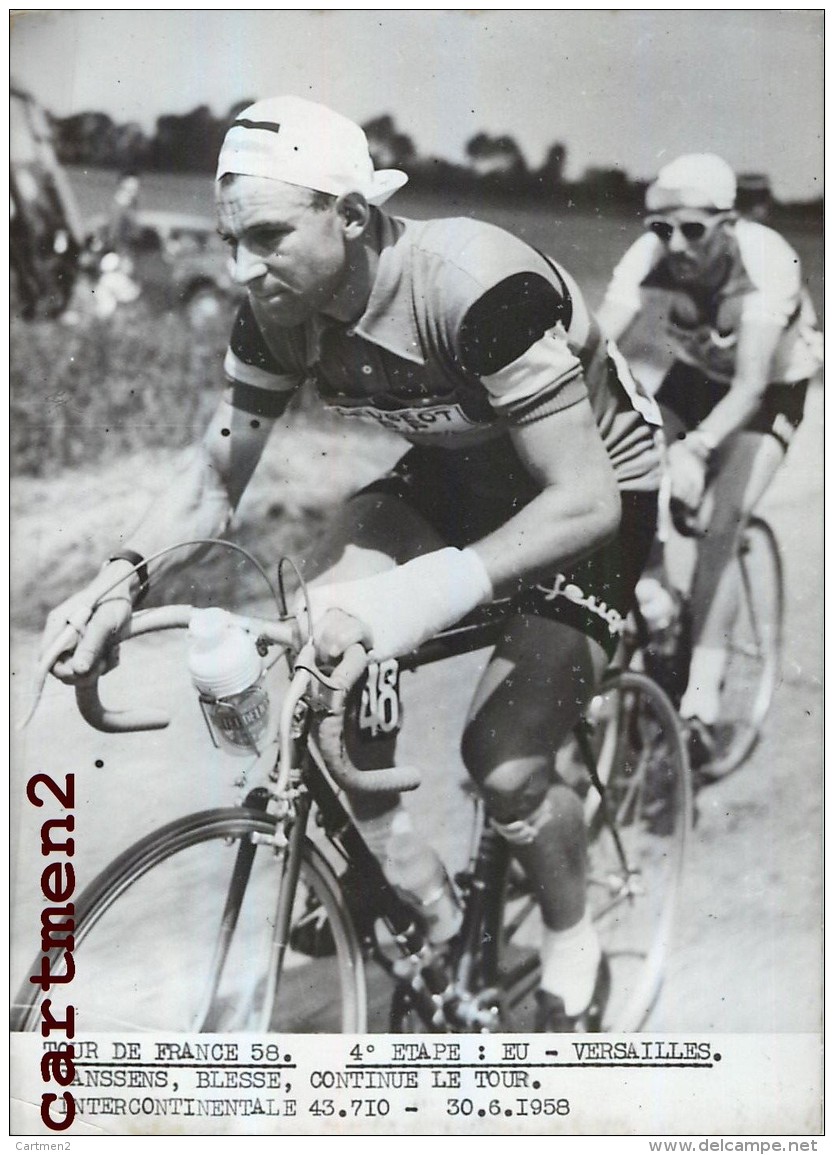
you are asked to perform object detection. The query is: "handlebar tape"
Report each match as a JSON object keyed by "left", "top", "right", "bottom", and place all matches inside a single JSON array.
[
  {"left": 75, "top": 682, "right": 171, "bottom": 733},
  {"left": 60, "top": 607, "right": 197, "bottom": 732}
]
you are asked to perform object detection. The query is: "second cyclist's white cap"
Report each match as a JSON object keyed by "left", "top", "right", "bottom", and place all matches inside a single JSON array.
[
  {"left": 645, "top": 153, "right": 737, "bottom": 212},
  {"left": 216, "top": 95, "right": 409, "bottom": 206}
]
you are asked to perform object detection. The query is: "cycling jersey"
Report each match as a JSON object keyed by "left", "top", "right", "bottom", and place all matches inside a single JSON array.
[
  {"left": 601, "top": 219, "right": 822, "bottom": 386},
  {"left": 224, "top": 213, "right": 662, "bottom": 492}
]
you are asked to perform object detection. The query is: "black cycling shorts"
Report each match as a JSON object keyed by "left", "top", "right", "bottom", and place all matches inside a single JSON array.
[
  {"left": 656, "top": 362, "right": 808, "bottom": 452},
  {"left": 357, "top": 437, "right": 658, "bottom": 658}
]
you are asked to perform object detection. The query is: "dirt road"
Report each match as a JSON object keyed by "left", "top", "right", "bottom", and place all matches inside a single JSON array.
[{"left": 10, "top": 386, "right": 822, "bottom": 1034}]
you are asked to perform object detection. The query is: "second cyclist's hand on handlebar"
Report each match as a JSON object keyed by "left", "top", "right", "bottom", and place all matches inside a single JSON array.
[{"left": 42, "top": 592, "right": 132, "bottom": 684}]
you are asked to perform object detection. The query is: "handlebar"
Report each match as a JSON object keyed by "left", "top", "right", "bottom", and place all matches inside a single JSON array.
[
  {"left": 656, "top": 474, "right": 707, "bottom": 542},
  {"left": 66, "top": 606, "right": 298, "bottom": 734},
  {"left": 25, "top": 602, "right": 421, "bottom": 795},
  {"left": 669, "top": 497, "right": 707, "bottom": 539}
]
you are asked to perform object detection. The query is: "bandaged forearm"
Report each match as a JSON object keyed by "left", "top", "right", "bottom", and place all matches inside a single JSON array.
[{"left": 301, "top": 547, "right": 493, "bottom": 660}]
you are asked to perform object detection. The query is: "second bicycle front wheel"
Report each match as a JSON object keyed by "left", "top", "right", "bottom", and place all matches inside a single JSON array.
[
  {"left": 12, "top": 807, "right": 367, "bottom": 1034},
  {"left": 705, "top": 515, "right": 784, "bottom": 779}
]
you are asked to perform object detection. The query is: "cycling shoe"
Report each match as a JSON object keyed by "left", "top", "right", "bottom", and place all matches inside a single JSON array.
[{"left": 684, "top": 716, "right": 717, "bottom": 772}]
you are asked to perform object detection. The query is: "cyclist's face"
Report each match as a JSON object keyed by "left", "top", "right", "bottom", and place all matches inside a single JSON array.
[
  {"left": 216, "top": 176, "right": 354, "bottom": 326},
  {"left": 645, "top": 208, "right": 732, "bottom": 284}
]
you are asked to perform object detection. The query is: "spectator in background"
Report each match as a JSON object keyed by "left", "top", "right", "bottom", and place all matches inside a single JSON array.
[
  {"left": 86, "top": 171, "right": 143, "bottom": 319},
  {"left": 105, "top": 171, "right": 142, "bottom": 253}
]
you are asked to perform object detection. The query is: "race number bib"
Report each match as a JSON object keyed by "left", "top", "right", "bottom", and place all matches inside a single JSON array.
[{"left": 358, "top": 659, "right": 402, "bottom": 738}]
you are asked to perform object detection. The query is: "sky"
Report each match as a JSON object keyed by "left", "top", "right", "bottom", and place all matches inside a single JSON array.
[{"left": 9, "top": 8, "right": 824, "bottom": 201}]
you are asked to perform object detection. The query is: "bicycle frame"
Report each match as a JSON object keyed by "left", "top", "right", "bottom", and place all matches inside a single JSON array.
[{"left": 215, "top": 600, "right": 590, "bottom": 1033}]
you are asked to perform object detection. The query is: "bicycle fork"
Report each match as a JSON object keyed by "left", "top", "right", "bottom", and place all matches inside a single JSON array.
[
  {"left": 190, "top": 786, "right": 309, "bottom": 1033},
  {"left": 259, "top": 788, "right": 312, "bottom": 1031},
  {"left": 191, "top": 787, "right": 277, "bottom": 1031}
]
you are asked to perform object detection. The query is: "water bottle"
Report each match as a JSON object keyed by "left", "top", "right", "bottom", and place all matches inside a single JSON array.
[
  {"left": 635, "top": 576, "right": 678, "bottom": 634},
  {"left": 188, "top": 608, "right": 269, "bottom": 756},
  {"left": 384, "top": 809, "right": 462, "bottom": 945}
]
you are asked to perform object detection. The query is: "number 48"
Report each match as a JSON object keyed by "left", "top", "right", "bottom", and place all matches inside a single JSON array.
[{"left": 359, "top": 659, "right": 401, "bottom": 737}]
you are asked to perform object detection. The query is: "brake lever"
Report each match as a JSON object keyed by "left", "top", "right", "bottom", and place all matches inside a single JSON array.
[{"left": 669, "top": 497, "right": 707, "bottom": 539}]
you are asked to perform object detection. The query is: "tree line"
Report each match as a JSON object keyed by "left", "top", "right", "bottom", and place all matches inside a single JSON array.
[{"left": 50, "top": 102, "right": 817, "bottom": 216}]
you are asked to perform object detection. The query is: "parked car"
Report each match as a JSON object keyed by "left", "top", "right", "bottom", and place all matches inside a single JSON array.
[
  {"left": 10, "top": 82, "right": 85, "bottom": 320},
  {"left": 84, "top": 208, "right": 240, "bottom": 327}
]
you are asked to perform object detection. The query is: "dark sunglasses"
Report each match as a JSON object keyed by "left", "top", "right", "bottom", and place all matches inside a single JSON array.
[{"left": 645, "top": 217, "right": 712, "bottom": 243}]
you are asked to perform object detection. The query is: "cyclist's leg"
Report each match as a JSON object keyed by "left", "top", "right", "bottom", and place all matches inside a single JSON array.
[
  {"left": 657, "top": 373, "right": 806, "bottom": 730},
  {"left": 462, "top": 618, "right": 608, "bottom": 1019},
  {"left": 655, "top": 363, "right": 720, "bottom": 595},
  {"left": 679, "top": 430, "right": 784, "bottom": 725},
  {"left": 463, "top": 614, "right": 608, "bottom": 926},
  {"left": 461, "top": 490, "right": 657, "bottom": 1019},
  {"left": 298, "top": 440, "right": 511, "bottom": 821}
]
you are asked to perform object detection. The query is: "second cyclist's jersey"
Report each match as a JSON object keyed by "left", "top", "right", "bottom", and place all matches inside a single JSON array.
[
  {"left": 224, "top": 213, "right": 662, "bottom": 491},
  {"left": 601, "top": 219, "right": 823, "bottom": 386}
]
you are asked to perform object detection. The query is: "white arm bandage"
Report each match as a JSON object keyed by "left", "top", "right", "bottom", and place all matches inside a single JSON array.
[{"left": 301, "top": 547, "right": 493, "bottom": 660}]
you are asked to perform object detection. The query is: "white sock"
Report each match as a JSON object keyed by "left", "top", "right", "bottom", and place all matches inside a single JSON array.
[
  {"left": 679, "top": 645, "right": 728, "bottom": 724},
  {"left": 540, "top": 912, "right": 602, "bottom": 1015}
]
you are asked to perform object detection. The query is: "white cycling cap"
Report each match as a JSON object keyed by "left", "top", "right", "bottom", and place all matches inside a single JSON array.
[
  {"left": 645, "top": 153, "right": 737, "bottom": 212},
  {"left": 216, "top": 95, "right": 409, "bottom": 206}
]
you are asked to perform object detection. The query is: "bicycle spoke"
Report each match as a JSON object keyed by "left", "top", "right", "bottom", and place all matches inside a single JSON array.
[{"left": 191, "top": 827, "right": 266, "bottom": 1030}]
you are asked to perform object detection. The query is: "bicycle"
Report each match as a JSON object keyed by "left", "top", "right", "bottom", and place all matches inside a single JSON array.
[
  {"left": 642, "top": 499, "right": 785, "bottom": 781},
  {"left": 13, "top": 552, "right": 691, "bottom": 1035}
]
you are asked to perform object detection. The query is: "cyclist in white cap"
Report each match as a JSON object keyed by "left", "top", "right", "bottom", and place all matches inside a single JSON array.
[
  {"left": 42, "top": 95, "right": 665, "bottom": 1032},
  {"left": 598, "top": 153, "right": 822, "bottom": 766}
]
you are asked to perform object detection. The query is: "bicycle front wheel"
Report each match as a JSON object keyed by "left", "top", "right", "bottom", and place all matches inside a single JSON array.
[
  {"left": 705, "top": 515, "right": 784, "bottom": 778},
  {"left": 587, "top": 671, "right": 692, "bottom": 1029},
  {"left": 12, "top": 808, "right": 367, "bottom": 1034}
]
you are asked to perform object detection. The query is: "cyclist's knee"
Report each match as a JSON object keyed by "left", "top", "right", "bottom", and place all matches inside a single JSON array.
[
  {"left": 461, "top": 737, "right": 548, "bottom": 813},
  {"left": 489, "top": 781, "right": 585, "bottom": 859},
  {"left": 463, "top": 747, "right": 564, "bottom": 827}
]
